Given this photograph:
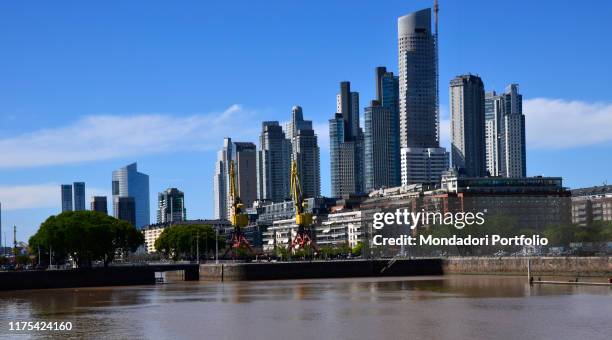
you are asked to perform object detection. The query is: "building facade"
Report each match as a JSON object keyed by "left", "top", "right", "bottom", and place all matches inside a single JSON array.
[
  {"left": 365, "top": 101, "right": 399, "bottom": 191},
  {"left": 213, "top": 138, "right": 258, "bottom": 220},
  {"left": 112, "top": 162, "right": 150, "bottom": 228},
  {"left": 114, "top": 196, "right": 136, "bottom": 226},
  {"left": 157, "top": 188, "right": 186, "bottom": 224},
  {"left": 450, "top": 75, "right": 486, "bottom": 177},
  {"left": 364, "top": 67, "right": 401, "bottom": 192},
  {"left": 499, "top": 84, "right": 526, "bottom": 177},
  {"left": 73, "top": 182, "right": 86, "bottom": 211},
  {"left": 286, "top": 106, "right": 321, "bottom": 199},
  {"left": 571, "top": 185, "right": 612, "bottom": 226},
  {"left": 485, "top": 91, "right": 502, "bottom": 176},
  {"left": 257, "top": 121, "right": 291, "bottom": 202},
  {"left": 400, "top": 147, "right": 449, "bottom": 185},
  {"left": 90, "top": 196, "right": 108, "bottom": 214},
  {"left": 61, "top": 184, "right": 73, "bottom": 212},
  {"left": 330, "top": 81, "right": 364, "bottom": 197}
]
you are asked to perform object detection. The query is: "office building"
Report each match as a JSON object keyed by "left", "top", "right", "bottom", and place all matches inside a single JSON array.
[
  {"left": 90, "top": 196, "right": 108, "bottom": 215},
  {"left": 61, "top": 184, "right": 73, "bottom": 212},
  {"left": 450, "top": 75, "right": 486, "bottom": 177},
  {"left": 330, "top": 81, "right": 364, "bottom": 197},
  {"left": 73, "top": 182, "right": 86, "bottom": 211},
  {"left": 365, "top": 101, "right": 400, "bottom": 191},
  {"left": 257, "top": 121, "right": 291, "bottom": 202},
  {"left": 365, "top": 67, "right": 401, "bottom": 191},
  {"left": 213, "top": 138, "right": 258, "bottom": 220},
  {"left": 400, "top": 147, "right": 449, "bottom": 185},
  {"left": 114, "top": 196, "right": 136, "bottom": 226},
  {"left": 286, "top": 106, "right": 321, "bottom": 199},
  {"left": 398, "top": 8, "right": 448, "bottom": 185},
  {"left": 112, "top": 162, "right": 150, "bottom": 228},
  {"left": 157, "top": 188, "right": 186, "bottom": 224}
]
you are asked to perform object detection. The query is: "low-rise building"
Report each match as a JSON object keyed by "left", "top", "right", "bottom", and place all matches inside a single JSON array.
[{"left": 571, "top": 185, "right": 612, "bottom": 226}]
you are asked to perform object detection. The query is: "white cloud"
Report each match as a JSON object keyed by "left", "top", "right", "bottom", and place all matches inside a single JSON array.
[
  {"left": 0, "top": 105, "right": 261, "bottom": 169},
  {"left": 524, "top": 98, "right": 612, "bottom": 149},
  {"left": 0, "top": 184, "right": 109, "bottom": 210}
]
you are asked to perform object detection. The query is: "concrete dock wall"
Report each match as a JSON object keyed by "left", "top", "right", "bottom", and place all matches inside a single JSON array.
[
  {"left": 442, "top": 257, "right": 612, "bottom": 276},
  {"left": 0, "top": 267, "right": 155, "bottom": 291},
  {"left": 200, "top": 259, "right": 443, "bottom": 281}
]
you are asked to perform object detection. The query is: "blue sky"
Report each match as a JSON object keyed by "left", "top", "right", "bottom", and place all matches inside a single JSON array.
[{"left": 1, "top": 0, "right": 611, "bottom": 243}]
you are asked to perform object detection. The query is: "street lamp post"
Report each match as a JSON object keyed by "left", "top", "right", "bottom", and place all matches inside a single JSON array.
[{"left": 215, "top": 228, "right": 219, "bottom": 264}]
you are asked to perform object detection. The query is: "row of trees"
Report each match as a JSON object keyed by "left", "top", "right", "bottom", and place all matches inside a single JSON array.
[
  {"left": 28, "top": 211, "right": 144, "bottom": 268},
  {"left": 544, "top": 221, "right": 612, "bottom": 247},
  {"left": 154, "top": 224, "right": 225, "bottom": 261}
]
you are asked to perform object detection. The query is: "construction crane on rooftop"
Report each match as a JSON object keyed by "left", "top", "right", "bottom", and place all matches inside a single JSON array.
[
  {"left": 289, "top": 160, "right": 317, "bottom": 253},
  {"left": 223, "top": 160, "right": 252, "bottom": 258}
]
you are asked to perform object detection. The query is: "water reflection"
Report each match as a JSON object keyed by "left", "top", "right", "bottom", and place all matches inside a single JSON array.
[{"left": 1, "top": 275, "right": 611, "bottom": 339}]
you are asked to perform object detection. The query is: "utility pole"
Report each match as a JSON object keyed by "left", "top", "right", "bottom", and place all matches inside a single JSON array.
[
  {"left": 215, "top": 228, "right": 219, "bottom": 264},
  {"left": 196, "top": 230, "right": 200, "bottom": 263},
  {"left": 13, "top": 225, "right": 17, "bottom": 256}
]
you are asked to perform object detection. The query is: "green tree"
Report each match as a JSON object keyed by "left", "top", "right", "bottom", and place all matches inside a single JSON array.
[
  {"left": 154, "top": 224, "right": 224, "bottom": 261},
  {"left": 351, "top": 242, "right": 364, "bottom": 256},
  {"left": 29, "top": 211, "right": 144, "bottom": 268}
]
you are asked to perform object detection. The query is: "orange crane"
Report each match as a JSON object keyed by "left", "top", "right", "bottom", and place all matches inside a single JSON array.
[
  {"left": 289, "top": 160, "right": 317, "bottom": 252},
  {"left": 223, "top": 160, "right": 252, "bottom": 258}
]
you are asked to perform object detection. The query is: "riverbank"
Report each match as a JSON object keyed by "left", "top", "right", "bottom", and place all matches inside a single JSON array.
[
  {"left": 200, "top": 259, "right": 443, "bottom": 281},
  {"left": 0, "top": 267, "right": 155, "bottom": 291},
  {"left": 442, "top": 256, "right": 612, "bottom": 277}
]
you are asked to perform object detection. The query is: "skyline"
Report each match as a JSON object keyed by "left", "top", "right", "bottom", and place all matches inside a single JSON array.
[{"left": 1, "top": 0, "right": 612, "bottom": 241}]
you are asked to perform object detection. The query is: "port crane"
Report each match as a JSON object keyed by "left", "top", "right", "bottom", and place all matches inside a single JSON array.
[
  {"left": 223, "top": 160, "right": 252, "bottom": 258},
  {"left": 289, "top": 160, "right": 317, "bottom": 252}
]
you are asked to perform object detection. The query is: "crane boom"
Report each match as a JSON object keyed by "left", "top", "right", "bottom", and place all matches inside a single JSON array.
[
  {"left": 222, "top": 160, "right": 252, "bottom": 259},
  {"left": 290, "top": 160, "right": 316, "bottom": 253}
]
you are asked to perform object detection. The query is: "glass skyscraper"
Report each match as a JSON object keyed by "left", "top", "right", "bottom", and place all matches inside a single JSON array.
[
  {"left": 365, "top": 67, "right": 401, "bottom": 191},
  {"left": 73, "top": 182, "right": 86, "bottom": 211},
  {"left": 329, "top": 81, "right": 364, "bottom": 197},
  {"left": 112, "top": 162, "right": 150, "bottom": 228},
  {"left": 61, "top": 184, "right": 73, "bottom": 212}
]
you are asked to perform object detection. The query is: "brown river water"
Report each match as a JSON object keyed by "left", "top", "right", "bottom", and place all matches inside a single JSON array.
[{"left": 1, "top": 275, "right": 611, "bottom": 339}]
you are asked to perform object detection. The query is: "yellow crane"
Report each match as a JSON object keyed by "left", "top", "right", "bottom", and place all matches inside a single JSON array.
[
  {"left": 289, "top": 160, "right": 317, "bottom": 252},
  {"left": 223, "top": 160, "right": 252, "bottom": 258}
]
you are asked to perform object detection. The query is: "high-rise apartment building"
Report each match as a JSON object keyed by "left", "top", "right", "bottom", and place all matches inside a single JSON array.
[
  {"left": 213, "top": 138, "right": 231, "bottom": 220},
  {"left": 73, "top": 182, "right": 86, "bottom": 211},
  {"left": 157, "top": 188, "right": 186, "bottom": 224},
  {"left": 450, "top": 75, "right": 486, "bottom": 177},
  {"left": 330, "top": 81, "right": 364, "bottom": 197},
  {"left": 365, "top": 67, "right": 401, "bottom": 191},
  {"left": 213, "top": 138, "right": 258, "bottom": 220},
  {"left": 286, "top": 106, "right": 321, "bottom": 199},
  {"left": 485, "top": 91, "right": 502, "bottom": 176},
  {"left": 90, "top": 196, "right": 108, "bottom": 215},
  {"left": 61, "top": 184, "right": 73, "bottom": 212},
  {"left": 499, "top": 84, "right": 526, "bottom": 178},
  {"left": 257, "top": 121, "right": 291, "bottom": 202},
  {"left": 112, "top": 162, "right": 150, "bottom": 228},
  {"left": 398, "top": 8, "right": 448, "bottom": 185},
  {"left": 114, "top": 196, "right": 136, "bottom": 226},
  {"left": 485, "top": 84, "right": 527, "bottom": 178}
]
